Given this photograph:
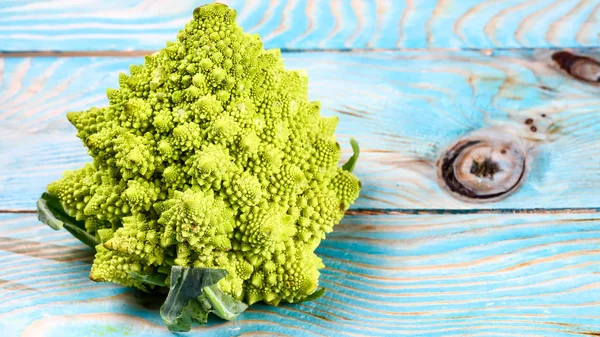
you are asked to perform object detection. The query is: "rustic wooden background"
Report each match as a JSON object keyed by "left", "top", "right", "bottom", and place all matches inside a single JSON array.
[{"left": 1, "top": 1, "right": 600, "bottom": 336}]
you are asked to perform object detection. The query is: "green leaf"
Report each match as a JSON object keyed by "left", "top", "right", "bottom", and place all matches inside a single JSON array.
[
  {"left": 36, "top": 192, "right": 99, "bottom": 248},
  {"left": 342, "top": 138, "right": 360, "bottom": 173},
  {"left": 36, "top": 196, "right": 64, "bottom": 230},
  {"left": 62, "top": 222, "right": 100, "bottom": 249},
  {"left": 202, "top": 284, "right": 248, "bottom": 321},
  {"left": 291, "top": 287, "right": 326, "bottom": 303},
  {"left": 129, "top": 271, "right": 168, "bottom": 287},
  {"left": 160, "top": 266, "right": 247, "bottom": 332}
]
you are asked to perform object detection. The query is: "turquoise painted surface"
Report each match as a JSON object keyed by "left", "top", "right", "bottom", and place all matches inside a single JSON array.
[
  {"left": 1, "top": 0, "right": 599, "bottom": 335},
  {"left": 2, "top": 213, "right": 600, "bottom": 336},
  {"left": 2, "top": 51, "right": 600, "bottom": 210},
  {"left": 0, "top": 0, "right": 599, "bottom": 51}
]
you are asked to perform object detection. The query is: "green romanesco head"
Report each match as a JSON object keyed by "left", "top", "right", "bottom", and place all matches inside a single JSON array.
[{"left": 47, "top": 3, "right": 360, "bottom": 306}]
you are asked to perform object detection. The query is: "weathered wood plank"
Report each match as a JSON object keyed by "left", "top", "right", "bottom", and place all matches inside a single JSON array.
[
  {"left": 0, "top": 0, "right": 598, "bottom": 52},
  {"left": 2, "top": 50, "right": 600, "bottom": 210},
  {"left": 1, "top": 213, "right": 600, "bottom": 336}
]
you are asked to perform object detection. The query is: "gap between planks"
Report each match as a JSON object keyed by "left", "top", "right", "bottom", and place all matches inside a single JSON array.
[
  {"left": 2, "top": 208, "right": 599, "bottom": 215},
  {"left": 0, "top": 47, "right": 593, "bottom": 58}
]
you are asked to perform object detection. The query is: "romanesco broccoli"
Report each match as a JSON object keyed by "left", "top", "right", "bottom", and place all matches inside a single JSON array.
[{"left": 37, "top": 3, "right": 361, "bottom": 331}]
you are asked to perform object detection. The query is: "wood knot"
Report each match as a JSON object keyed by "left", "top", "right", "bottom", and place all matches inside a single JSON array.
[
  {"left": 436, "top": 129, "right": 529, "bottom": 203},
  {"left": 552, "top": 51, "right": 600, "bottom": 83}
]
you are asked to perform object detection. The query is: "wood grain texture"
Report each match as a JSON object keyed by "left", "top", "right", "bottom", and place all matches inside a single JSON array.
[
  {"left": 2, "top": 50, "right": 600, "bottom": 210},
  {"left": 0, "top": 0, "right": 599, "bottom": 52},
  {"left": 1, "top": 213, "right": 600, "bottom": 336}
]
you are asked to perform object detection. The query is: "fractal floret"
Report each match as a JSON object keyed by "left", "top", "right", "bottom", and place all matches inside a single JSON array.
[{"left": 37, "top": 3, "right": 360, "bottom": 331}]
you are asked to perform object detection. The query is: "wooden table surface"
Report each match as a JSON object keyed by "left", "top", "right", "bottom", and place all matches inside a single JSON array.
[{"left": 1, "top": 1, "right": 600, "bottom": 336}]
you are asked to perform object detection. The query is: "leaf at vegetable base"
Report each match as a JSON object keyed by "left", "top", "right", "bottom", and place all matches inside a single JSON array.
[
  {"left": 160, "top": 266, "right": 248, "bottom": 332},
  {"left": 37, "top": 192, "right": 99, "bottom": 248}
]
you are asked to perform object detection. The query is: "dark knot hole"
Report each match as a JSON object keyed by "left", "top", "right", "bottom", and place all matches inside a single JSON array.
[{"left": 469, "top": 158, "right": 501, "bottom": 180}]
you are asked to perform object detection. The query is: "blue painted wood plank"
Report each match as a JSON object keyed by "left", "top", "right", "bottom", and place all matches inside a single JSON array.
[
  {"left": 0, "top": 0, "right": 598, "bottom": 52},
  {"left": 2, "top": 50, "right": 600, "bottom": 210},
  {"left": 1, "top": 213, "right": 600, "bottom": 336}
]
